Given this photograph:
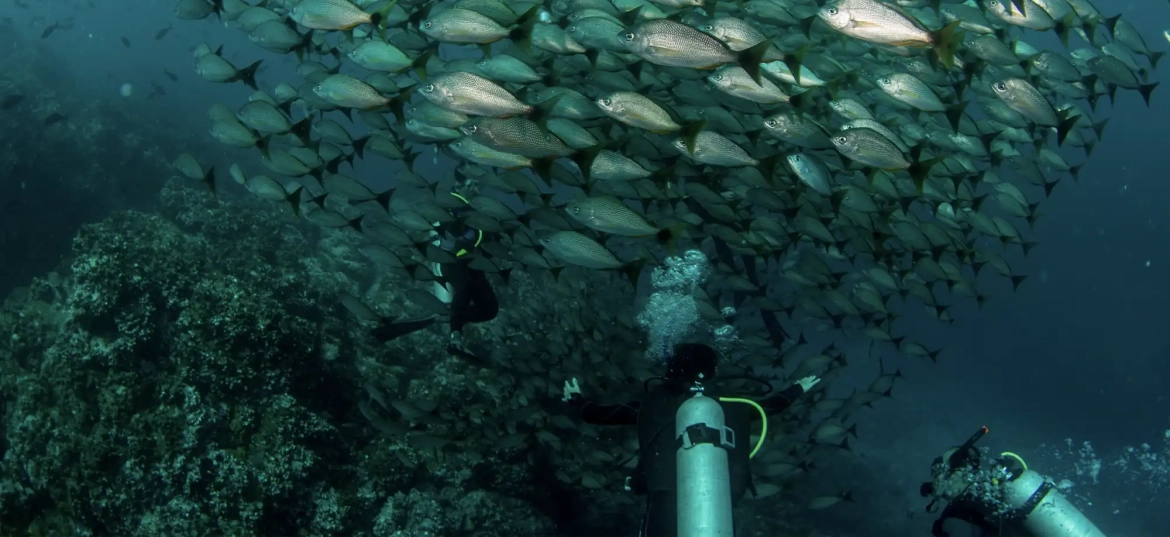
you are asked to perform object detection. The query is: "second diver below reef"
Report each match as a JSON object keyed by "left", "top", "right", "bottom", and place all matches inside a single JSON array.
[
  {"left": 370, "top": 188, "right": 499, "bottom": 361},
  {"left": 563, "top": 342, "right": 821, "bottom": 537}
]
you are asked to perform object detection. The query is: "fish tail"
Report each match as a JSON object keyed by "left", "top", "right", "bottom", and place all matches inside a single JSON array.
[
  {"left": 618, "top": 6, "right": 646, "bottom": 28},
  {"left": 1025, "top": 203, "right": 1042, "bottom": 229},
  {"left": 944, "top": 101, "right": 967, "bottom": 133},
  {"left": 571, "top": 144, "right": 604, "bottom": 183},
  {"left": 798, "top": 15, "right": 817, "bottom": 39},
  {"left": 510, "top": 6, "right": 542, "bottom": 51},
  {"left": 1138, "top": 82, "right": 1159, "bottom": 108},
  {"left": 678, "top": 120, "right": 706, "bottom": 155},
  {"left": 756, "top": 153, "right": 781, "bottom": 183},
  {"left": 1054, "top": 111, "right": 1079, "bottom": 147},
  {"left": 1101, "top": 14, "right": 1121, "bottom": 36},
  {"left": 388, "top": 84, "right": 416, "bottom": 125},
  {"left": 930, "top": 21, "right": 963, "bottom": 69},
  {"left": 352, "top": 135, "right": 371, "bottom": 160},
  {"left": 346, "top": 214, "right": 366, "bottom": 234},
  {"left": 203, "top": 166, "right": 217, "bottom": 198},
  {"left": 620, "top": 258, "right": 646, "bottom": 287},
  {"left": 528, "top": 93, "right": 563, "bottom": 130},
  {"left": 978, "top": 131, "right": 999, "bottom": 154},
  {"left": 290, "top": 118, "right": 313, "bottom": 149},
  {"left": 373, "top": 187, "right": 395, "bottom": 213},
  {"left": 907, "top": 146, "right": 941, "bottom": 195},
  {"left": 286, "top": 186, "right": 304, "bottom": 218},
  {"left": 1091, "top": 118, "right": 1108, "bottom": 140},
  {"left": 785, "top": 44, "right": 810, "bottom": 87},
  {"left": 738, "top": 40, "right": 772, "bottom": 85},
  {"left": 1053, "top": 13, "right": 1075, "bottom": 49},
  {"left": 1146, "top": 50, "right": 1164, "bottom": 71},
  {"left": 235, "top": 59, "right": 262, "bottom": 90},
  {"left": 307, "top": 190, "right": 330, "bottom": 211},
  {"left": 370, "top": 0, "right": 397, "bottom": 40},
  {"left": 657, "top": 223, "right": 688, "bottom": 257},
  {"left": 255, "top": 135, "right": 272, "bottom": 160},
  {"left": 413, "top": 44, "right": 439, "bottom": 81},
  {"left": 293, "top": 29, "right": 315, "bottom": 64},
  {"left": 407, "top": 3, "right": 430, "bottom": 29}
]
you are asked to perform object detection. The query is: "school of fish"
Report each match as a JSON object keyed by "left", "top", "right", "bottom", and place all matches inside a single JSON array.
[{"left": 169, "top": 0, "right": 1161, "bottom": 502}]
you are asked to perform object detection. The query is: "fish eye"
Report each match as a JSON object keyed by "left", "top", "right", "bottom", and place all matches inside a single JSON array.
[
  {"left": 601, "top": 98, "right": 612, "bottom": 106},
  {"left": 712, "top": 74, "right": 723, "bottom": 81},
  {"left": 764, "top": 119, "right": 777, "bottom": 128},
  {"left": 993, "top": 82, "right": 1007, "bottom": 91},
  {"left": 568, "top": 207, "right": 580, "bottom": 214},
  {"left": 425, "top": 83, "right": 435, "bottom": 92},
  {"left": 834, "top": 136, "right": 847, "bottom": 144},
  {"left": 703, "top": 24, "right": 714, "bottom": 31},
  {"left": 424, "top": 21, "right": 433, "bottom": 29},
  {"left": 827, "top": 7, "right": 838, "bottom": 15},
  {"left": 466, "top": 125, "right": 477, "bottom": 134},
  {"left": 568, "top": 25, "right": 577, "bottom": 32},
  {"left": 879, "top": 77, "right": 890, "bottom": 85},
  {"left": 624, "top": 33, "right": 635, "bottom": 41}
]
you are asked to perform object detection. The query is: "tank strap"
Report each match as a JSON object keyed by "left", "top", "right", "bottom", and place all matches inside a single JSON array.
[
  {"left": 678, "top": 423, "right": 736, "bottom": 450},
  {"left": 1004, "top": 479, "right": 1054, "bottom": 521}
]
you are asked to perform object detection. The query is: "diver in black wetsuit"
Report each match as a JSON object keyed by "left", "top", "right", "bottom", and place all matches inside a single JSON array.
[
  {"left": 428, "top": 192, "right": 499, "bottom": 357},
  {"left": 370, "top": 189, "right": 498, "bottom": 359},
  {"left": 562, "top": 343, "right": 820, "bottom": 537}
]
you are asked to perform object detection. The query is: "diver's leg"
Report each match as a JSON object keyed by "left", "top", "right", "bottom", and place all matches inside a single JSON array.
[
  {"left": 445, "top": 263, "right": 475, "bottom": 334},
  {"left": 463, "top": 268, "right": 499, "bottom": 324},
  {"left": 370, "top": 317, "right": 437, "bottom": 342}
]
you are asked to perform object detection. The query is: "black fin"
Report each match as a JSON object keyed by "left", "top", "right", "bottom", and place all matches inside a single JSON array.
[{"left": 236, "top": 60, "right": 263, "bottom": 90}]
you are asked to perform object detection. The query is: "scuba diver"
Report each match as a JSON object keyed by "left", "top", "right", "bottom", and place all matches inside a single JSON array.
[
  {"left": 561, "top": 342, "right": 820, "bottom": 537},
  {"left": 920, "top": 426, "right": 1107, "bottom": 537},
  {"left": 426, "top": 186, "right": 499, "bottom": 359},
  {"left": 370, "top": 183, "right": 499, "bottom": 361}
]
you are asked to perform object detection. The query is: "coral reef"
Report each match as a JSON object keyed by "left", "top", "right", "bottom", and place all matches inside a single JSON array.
[{"left": 0, "top": 179, "right": 667, "bottom": 536}]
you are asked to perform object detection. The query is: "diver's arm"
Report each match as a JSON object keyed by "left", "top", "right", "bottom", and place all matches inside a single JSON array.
[
  {"left": 758, "top": 383, "right": 805, "bottom": 414},
  {"left": 579, "top": 400, "right": 641, "bottom": 425},
  {"left": 562, "top": 378, "right": 640, "bottom": 425},
  {"left": 759, "top": 375, "right": 821, "bottom": 415}
]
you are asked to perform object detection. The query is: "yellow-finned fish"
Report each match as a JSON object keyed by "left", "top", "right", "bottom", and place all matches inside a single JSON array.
[
  {"left": 818, "top": 0, "right": 963, "bottom": 68},
  {"left": 290, "top": 0, "right": 391, "bottom": 31}
]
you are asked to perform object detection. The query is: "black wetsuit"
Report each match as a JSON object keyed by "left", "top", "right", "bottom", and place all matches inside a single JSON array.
[
  {"left": 573, "top": 381, "right": 804, "bottom": 537},
  {"left": 369, "top": 217, "right": 498, "bottom": 343},
  {"left": 438, "top": 257, "right": 498, "bottom": 333}
]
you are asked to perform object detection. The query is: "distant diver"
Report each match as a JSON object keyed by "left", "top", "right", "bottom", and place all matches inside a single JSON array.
[
  {"left": 920, "top": 426, "right": 1108, "bottom": 537},
  {"left": 562, "top": 342, "right": 820, "bottom": 537},
  {"left": 426, "top": 186, "right": 499, "bottom": 359},
  {"left": 369, "top": 183, "right": 499, "bottom": 362}
]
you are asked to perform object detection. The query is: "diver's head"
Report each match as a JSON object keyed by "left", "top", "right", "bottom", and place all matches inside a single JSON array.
[{"left": 666, "top": 343, "right": 719, "bottom": 384}]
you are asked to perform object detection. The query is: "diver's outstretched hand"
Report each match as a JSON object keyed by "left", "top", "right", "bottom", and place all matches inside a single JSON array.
[
  {"left": 797, "top": 375, "right": 821, "bottom": 392},
  {"left": 562, "top": 377, "right": 582, "bottom": 403}
]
